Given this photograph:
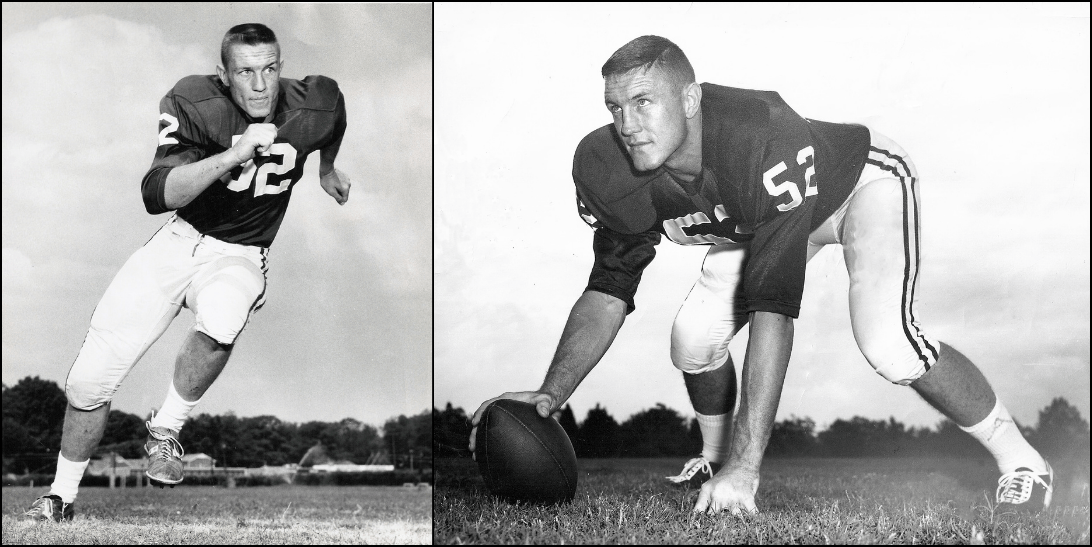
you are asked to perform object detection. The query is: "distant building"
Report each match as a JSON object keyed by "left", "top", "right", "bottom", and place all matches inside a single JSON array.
[
  {"left": 86, "top": 453, "right": 137, "bottom": 476},
  {"left": 181, "top": 453, "right": 216, "bottom": 469}
]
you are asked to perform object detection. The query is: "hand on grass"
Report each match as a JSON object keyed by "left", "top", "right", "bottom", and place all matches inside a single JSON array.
[
  {"left": 693, "top": 465, "right": 760, "bottom": 516},
  {"left": 468, "top": 391, "right": 558, "bottom": 460}
]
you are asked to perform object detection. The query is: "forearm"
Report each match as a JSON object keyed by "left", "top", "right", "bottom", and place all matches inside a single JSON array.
[
  {"left": 728, "top": 311, "right": 794, "bottom": 471},
  {"left": 319, "top": 136, "right": 342, "bottom": 176},
  {"left": 539, "top": 290, "right": 627, "bottom": 406},
  {"left": 163, "top": 149, "right": 242, "bottom": 209}
]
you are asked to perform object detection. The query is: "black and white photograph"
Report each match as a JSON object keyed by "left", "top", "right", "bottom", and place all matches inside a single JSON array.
[
  {"left": 2, "top": 3, "right": 431, "bottom": 543},
  {"left": 434, "top": 3, "right": 1089, "bottom": 543}
]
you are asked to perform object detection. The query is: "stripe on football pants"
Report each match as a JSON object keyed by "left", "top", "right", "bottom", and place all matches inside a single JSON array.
[{"left": 865, "top": 146, "right": 940, "bottom": 371}]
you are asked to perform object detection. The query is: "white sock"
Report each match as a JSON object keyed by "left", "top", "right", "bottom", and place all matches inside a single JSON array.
[
  {"left": 696, "top": 411, "right": 732, "bottom": 464},
  {"left": 49, "top": 453, "right": 89, "bottom": 504},
  {"left": 959, "top": 400, "right": 1047, "bottom": 474},
  {"left": 149, "top": 382, "right": 201, "bottom": 432}
]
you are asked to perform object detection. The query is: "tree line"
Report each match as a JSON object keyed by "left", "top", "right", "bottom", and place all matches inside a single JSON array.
[
  {"left": 2, "top": 376, "right": 430, "bottom": 475},
  {"left": 434, "top": 397, "right": 1090, "bottom": 461}
]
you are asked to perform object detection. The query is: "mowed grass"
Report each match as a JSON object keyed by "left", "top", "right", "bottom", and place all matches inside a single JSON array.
[
  {"left": 436, "top": 457, "right": 1090, "bottom": 544},
  {"left": 2, "top": 484, "right": 431, "bottom": 544}
]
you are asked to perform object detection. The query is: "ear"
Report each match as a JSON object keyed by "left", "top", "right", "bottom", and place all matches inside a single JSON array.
[
  {"left": 216, "top": 64, "right": 229, "bottom": 87},
  {"left": 683, "top": 82, "right": 702, "bottom": 119}
]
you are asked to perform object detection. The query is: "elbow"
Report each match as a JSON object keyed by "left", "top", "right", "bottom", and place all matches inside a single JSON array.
[{"left": 141, "top": 169, "right": 173, "bottom": 215}]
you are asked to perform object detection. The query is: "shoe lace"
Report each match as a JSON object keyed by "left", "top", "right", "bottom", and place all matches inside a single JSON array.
[
  {"left": 996, "top": 469, "right": 1048, "bottom": 504},
  {"left": 666, "top": 457, "right": 712, "bottom": 483},
  {"left": 24, "top": 496, "right": 57, "bottom": 518},
  {"left": 147, "top": 425, "right": 185, "bottom": 462}
]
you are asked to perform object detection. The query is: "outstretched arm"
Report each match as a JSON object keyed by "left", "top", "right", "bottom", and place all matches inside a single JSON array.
[
  {"left": 694, "top": 310, "right": 793, "bottom": 514},
  {"left": 469, "top": 290, "right": 627, "bottom": 455}
]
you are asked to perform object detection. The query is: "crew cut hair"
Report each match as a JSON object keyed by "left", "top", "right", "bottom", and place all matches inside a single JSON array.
[
  {"left": 601, "top": 35, "right": 695, "bottom": 90},
  {"left": 220, "top": 23, "right": 279, "bottom": 69}
]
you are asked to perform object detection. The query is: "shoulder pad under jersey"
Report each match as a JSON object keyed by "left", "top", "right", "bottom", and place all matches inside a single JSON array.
[
  {"left": 572, "top": 125, "right": 660, "bottom": 234},
  {"left": 279, "top": 75, "right": 341, "bottom": 113}
]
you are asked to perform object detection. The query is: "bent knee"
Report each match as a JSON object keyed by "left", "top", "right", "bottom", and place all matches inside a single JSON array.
[
  {"left": 858, "top": 339, "right": 936, "bottom": 385},
  {"left": 65, "top": 370, "right": 114, "bottom": 411},
  {"left": 670, "top": 285, "right": 741, "bottom": 375}
]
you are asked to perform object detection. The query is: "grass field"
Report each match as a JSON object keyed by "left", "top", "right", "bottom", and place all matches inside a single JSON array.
[
  {"left": 2, "top": 484, "right": 431, "bottom": 544},
  {"left": 435, "top": 457, "right": 1090, "bottom": 544}
]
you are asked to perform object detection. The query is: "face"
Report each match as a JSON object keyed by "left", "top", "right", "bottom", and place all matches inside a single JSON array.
[
  {"left": 219, "top": 43, "right": 282, "bottom": 119},
  {"left": 604, "top": 66, "right": 688, "bottom": 172}
]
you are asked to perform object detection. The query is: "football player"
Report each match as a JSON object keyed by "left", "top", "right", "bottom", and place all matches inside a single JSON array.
[
  {"left": 24, "top": 23, "right": 349, "bottom": 522},
  {"left": 470, "top": 35, "right": 1053, "bottom": 515}
]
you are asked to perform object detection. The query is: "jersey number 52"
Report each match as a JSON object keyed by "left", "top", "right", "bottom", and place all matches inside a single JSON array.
[{"left": 225, "top": 135, "right": 298, "bottom": 197}]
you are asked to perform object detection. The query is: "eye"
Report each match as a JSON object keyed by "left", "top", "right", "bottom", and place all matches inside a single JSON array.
[
  {"left": 607, "top": 104, "right": 621, "bottom": 114},
  {"left": 264, "top": 66, "right": 276, "bottom": 74},
  {"left": 637, "top": 98, "right": 651, "bottom": 107}
]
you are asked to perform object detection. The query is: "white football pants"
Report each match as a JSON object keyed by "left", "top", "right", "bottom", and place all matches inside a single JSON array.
[{"left": 65, "top": 215, "right": 267, "bottom": 410}]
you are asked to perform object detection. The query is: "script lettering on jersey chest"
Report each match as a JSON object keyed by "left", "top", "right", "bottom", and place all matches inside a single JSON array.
[{"left": 661, "top": 145, "right": 816, "bottom": 245}]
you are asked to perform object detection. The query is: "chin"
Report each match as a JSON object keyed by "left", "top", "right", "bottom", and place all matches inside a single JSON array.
[{"left": 630, "top": 156, "right": 663, "bottom": 173}]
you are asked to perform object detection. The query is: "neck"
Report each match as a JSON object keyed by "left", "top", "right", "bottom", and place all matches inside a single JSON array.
[{"left": 664, "top": 109, "right": 703, "bottom": 182}]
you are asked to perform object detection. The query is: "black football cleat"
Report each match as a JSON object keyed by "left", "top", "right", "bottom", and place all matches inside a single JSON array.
[
  {"left": 666, "top": 456, "right": 722, "bottom": 489},
  {"left": 996, "top": 462, "right": 1054, "bottom": 513},
  {"left": 23, "top": 494, "right": 74, "bottom": 522}
]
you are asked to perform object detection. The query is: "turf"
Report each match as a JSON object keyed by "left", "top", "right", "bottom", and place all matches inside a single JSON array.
[
  {"left": 435, "top": 457, "right": 1090, "bottom": 544},
  {"left": 2, "top": 484, "right": 431, "bottom": 544}
]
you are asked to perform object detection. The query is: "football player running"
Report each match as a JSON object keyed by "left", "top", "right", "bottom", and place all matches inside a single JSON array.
[
  {"left": 24, "top": 23, "right": 349, "bottom": 522},
  {"left": 470, "top": 36, "right": 1053, "bottom": 516}
]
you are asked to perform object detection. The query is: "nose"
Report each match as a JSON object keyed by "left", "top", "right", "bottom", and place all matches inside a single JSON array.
[
  {"left": 618, "top": 107, "right": 640, "bottom": 138},
  {"left": 253, "top": 72, "right": 267, "bottom": 92}
]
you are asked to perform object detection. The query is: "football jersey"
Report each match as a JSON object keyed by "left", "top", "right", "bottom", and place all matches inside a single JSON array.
[
  {"left": 142, "top": 74, "right": 347, "bottom": 248},
  {"left": 573, "top": 83, "right": 870, "bottom": 317}
]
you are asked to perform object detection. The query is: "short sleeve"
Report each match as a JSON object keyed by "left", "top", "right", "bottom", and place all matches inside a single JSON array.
[{"left": 586, "top": 227, "right": 661, "bottom": 314}]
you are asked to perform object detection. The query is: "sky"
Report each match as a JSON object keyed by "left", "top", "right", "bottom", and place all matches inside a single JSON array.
[
  {"left": 2, "top": 3, "right": 433, "bottom": 427},
  {"left": 435, "top": 3, "right": 1091, "bottom": 430}
]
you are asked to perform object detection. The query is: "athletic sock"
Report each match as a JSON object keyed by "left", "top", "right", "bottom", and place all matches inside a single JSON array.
[
  {"left": 49, "top": 453, "right": 89, "bottom": 504},
  {"left": 149, "top": 382, "right": 201, "bottom": 432},
  {"left": 959, "top": 400, "right": 1047, "bottom": 474},
  {"left": 695, "top": 411, "right": 732, "bottom": 464}
]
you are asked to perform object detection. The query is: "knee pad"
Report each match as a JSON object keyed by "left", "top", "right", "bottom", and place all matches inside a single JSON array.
[
  {"left": 670, "top": 281, "right": 745, "bottom": 374},
  {"left": 857, "top": 331, "right": 939, "bottom": 385},
  {"left": 187, "top": 256, "right": 265, "bottom": 345},
  {"left": 65, "top": 353, "right": 115, "bottom": 411}
]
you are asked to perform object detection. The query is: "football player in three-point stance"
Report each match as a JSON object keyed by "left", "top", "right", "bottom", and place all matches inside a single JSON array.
[
  {"left": 25, "top": 23, "right": 350, "bottom": 521},
  {"left": 470, "top": 35, "right": 1053, "bottom": 514}
]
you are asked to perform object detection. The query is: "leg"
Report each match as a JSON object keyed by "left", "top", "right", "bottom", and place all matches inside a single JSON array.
[
  {"left": 173, "top": 329, "right": 233, "bottom": 401},
  {"left": 667, "top": 245, "right": 747, "bottom": 486},
  {"left": 59, "top": 403, "right": 111, "bottom": 462},
  {"left": 842, "top": 141, "right": 1049, "bottom": 509},
  {"left": 50, "top": 225, "right": 187, "bottom": 503},
  {"left": 911, "top": 342, "right": 995, "bottom": 426}
]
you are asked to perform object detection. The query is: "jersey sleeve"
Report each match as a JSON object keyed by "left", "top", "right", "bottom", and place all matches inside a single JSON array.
[
  {"left": 585, "top": 227, "right": 660, "bottom": 314},
  {"left": 735, "top": 94, "right": 819, "bottom": 317},
  {"left": 140, "top": 90, "right": 213, "bottom": 215}
]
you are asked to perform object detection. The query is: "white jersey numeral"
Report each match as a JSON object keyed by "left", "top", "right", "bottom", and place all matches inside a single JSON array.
[
  {"left": 762, "top": 145, "right": 815, "bottom": 212},
  {"left": 158, "top": 113, "right": 179, "bottom": 146},
  {"left": 226, "top": 137, "right": 298, "bottom": 197}
]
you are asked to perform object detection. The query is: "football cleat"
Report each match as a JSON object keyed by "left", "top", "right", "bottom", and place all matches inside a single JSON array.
[
  {"left": 23, "top": 494, "right": 74, "bottom": 522},
  {"left": 666, "top": 456, "right": 722, "bottom": 488},
  {"left": 996, "top": 462, "right": 1054, "bottom": 513},
  {"left": 145, "top": 418, "right": 185, "bottom": 487}
]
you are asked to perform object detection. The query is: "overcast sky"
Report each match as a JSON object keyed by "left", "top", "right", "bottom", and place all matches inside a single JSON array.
[
  {"left": 435, "top": 3, "right": 1090, "bottom": 430},
  {"left": 2, "top": 3, "right": 432, "bottom": 427}
]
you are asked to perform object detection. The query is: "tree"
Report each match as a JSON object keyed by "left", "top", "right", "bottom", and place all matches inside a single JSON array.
[
  {"left": 619, "top": 403, "right": 692, "bottom": 458},
  {"left": 766, "top": 416, "right": 817, "bottom": 457},
  {"left": 1031, "top": 397, "right": 1090, "bottom": 460},
  {"left": 556, "top": 404, "right": 580, "bottom": 447},
  {"left": 434, "top": 403, "right": 472, "bottom": 458},
  {"left": 578, "top": 404, "right": 620, "bottom": 458},
  {"left": 1, "top": 376, "right": 67, "bottom": 454}
]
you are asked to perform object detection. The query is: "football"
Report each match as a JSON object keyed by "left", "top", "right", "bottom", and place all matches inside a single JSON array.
[{"left": 475, "top": 399, "right": 578, "bottom": 504}]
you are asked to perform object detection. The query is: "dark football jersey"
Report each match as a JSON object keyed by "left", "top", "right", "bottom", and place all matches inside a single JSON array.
[
  {"left": 573, "top": 83, "right": 870, "bottom": 317},
  {"left": 142, "top": 75, "right": 347, "bottom": 247}
]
